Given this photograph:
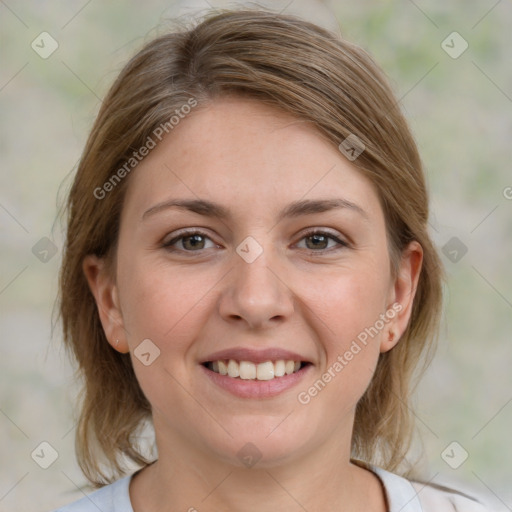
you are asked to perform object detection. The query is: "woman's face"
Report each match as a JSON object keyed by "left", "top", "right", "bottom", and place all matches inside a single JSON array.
[{"left": 85, "top": 96, "right": 421, "bottom": 468}]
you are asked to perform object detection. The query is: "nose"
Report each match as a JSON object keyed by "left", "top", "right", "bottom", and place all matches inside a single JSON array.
[{"left": 218, "top": 242, "right": 295, "bottom": 330}]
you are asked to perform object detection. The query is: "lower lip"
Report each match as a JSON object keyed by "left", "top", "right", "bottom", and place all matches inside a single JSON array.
[{"left": 200, "top": 364, "right": 312, "bottom": 399}]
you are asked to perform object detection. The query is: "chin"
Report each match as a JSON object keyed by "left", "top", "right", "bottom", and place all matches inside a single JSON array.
[{"left": 202, "top": 415, "right": 318, "bottom": 469}]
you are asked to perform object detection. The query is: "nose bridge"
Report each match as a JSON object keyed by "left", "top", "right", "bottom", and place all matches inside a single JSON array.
[{"left": 219, "top": 234, "right": 293, "bottom": 328}]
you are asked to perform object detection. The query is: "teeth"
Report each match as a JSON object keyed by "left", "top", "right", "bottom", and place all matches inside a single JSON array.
[
  {"left": 274, "top": 360, "right": 286, "bottom": 377},
  {"left": 218, "top": 360, "right": 228, "bottom": 376},
  {"left": 239, "top": 361, "right": 256, "bottom": 380},
  {"left": 208, "top": 359, "right": 304, "bottom": 380},
  {"left": 256, "top": 361, "right": 274, "bottom": 381},
  {"left": 227, "top": 359, "right": 240, "bottom": 378}
]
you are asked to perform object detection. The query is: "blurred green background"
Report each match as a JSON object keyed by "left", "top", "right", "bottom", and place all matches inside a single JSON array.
[{"left": 1, "top": 1, "right": 511, "bottom": 510}]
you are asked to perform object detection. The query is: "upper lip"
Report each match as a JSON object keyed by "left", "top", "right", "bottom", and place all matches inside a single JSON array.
[{"left": 200, "top": 347, "right": 311, "bottom": 364}]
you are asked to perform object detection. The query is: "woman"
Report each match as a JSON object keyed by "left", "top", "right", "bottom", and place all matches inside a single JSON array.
[{"left": 53, "top": 8, "right": 491, "bottom": 511}]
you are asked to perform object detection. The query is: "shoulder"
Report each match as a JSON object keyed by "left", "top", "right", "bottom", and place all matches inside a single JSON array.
[
  {"left": 411, "top": 480, "right": 495, "bottom": 512},
  {"left": 372, "top": 466, "right": 496, "bottom": 512},
  {"left": 49, "top": 475, "right": 133, "bottom": 512}
]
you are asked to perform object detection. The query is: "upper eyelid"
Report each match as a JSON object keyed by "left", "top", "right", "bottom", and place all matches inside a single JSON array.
[{"left": 162, "top": 228, "right": 218, "bottom": 245}]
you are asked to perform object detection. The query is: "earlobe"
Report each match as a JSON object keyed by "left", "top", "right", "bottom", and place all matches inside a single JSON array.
[
  {"left": 82, "top": 254, "right": 129, "bottom": 353},
  {"left": 380, "top": 241, "right": 423, "bottom": 353}
]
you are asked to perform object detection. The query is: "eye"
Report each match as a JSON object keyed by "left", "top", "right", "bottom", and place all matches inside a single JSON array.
[
  {"left": 295, "top": 230, "right": 349, "bottom": 253},
  {"left": 162, "top": 228, "right": 349, "bottom": 254},
  {"left": 162, "top": 230, "right": 218, "bottom": 252}
]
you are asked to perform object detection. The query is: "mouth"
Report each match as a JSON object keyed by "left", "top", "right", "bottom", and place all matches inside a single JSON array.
[
  {"left": 200, "top": 356, "right": 313, "bottom": 399},
  {"left": 199, "top": 347, "right": 313, "bottom": 398},
  {"left": 202, "top": 359, "right": 312, "bottom": 381}
]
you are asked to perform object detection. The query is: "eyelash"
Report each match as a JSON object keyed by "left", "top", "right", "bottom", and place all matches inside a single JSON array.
[{"left": 161, "top": 228, "right": 349, "bottom": 255}]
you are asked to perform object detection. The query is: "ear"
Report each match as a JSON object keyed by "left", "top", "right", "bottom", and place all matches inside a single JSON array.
[
  {"left": 380, "top": 240, "right": 423, "bottom": 353},
  {"left": 82, "top": 254, "right": 129, "bottom": 353}
]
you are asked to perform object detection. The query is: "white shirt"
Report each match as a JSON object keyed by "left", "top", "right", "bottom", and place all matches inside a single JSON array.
[{"left": 51, "top": 466, "right": 494, "bottom": 511}]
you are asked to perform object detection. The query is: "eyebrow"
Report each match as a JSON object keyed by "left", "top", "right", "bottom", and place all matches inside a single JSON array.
[{"left": 141, "top": 197, "right": 369, "bottom": 222}]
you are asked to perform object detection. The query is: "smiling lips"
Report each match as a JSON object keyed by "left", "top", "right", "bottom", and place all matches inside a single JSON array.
[
  {"left": 201, "top": 348, "right": 312, "bottom": 399},
  {"left": 201, "top": 348, "right": 311, "bottom": 383},
  {"left": 206, "top": 359, "right": 304, "bottom": 381}
]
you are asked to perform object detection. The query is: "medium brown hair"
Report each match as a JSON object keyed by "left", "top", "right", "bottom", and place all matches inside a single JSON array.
[{"left": 57, "top": 8, "right": 443, "bottom": 486}]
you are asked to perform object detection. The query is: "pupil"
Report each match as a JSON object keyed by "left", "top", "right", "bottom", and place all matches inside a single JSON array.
[
  {"left": 185, "top": 235, "right": 203, "bottom": 249},
  {"left": 309, "top": 234, "right": 326, "bottom": 249}
]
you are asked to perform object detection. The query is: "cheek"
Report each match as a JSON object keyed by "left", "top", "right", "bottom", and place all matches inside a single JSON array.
[
  {"left": 320, "top": 266, "right": 390, "bottom": 342},
  {"left": 118, "top": 256, "right": 210, "bottom": 350},
  {"left": 117, "top": 257, "right": 213, "bottom": 412},
  {"left": 309, "top": 266, "right": 390, "bottom": 402}
]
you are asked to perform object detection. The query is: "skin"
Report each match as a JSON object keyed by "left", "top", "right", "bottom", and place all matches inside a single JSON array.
[{"left": 84, "top": 96, "right": 422, "bottom": 511}]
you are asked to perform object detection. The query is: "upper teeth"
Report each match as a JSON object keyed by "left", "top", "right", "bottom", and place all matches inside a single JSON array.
[{"left": 209, "top": 359, "right": 302, "bottom": 380}]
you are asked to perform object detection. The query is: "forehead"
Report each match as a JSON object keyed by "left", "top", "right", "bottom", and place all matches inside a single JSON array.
[{"left": 122, "top": 97, "right": 384, "bottom": 225}]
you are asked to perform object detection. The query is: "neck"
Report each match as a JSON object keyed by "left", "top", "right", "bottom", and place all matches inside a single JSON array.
[{"left": 129, "top": 422, "right": 386, "bottom": 511}]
